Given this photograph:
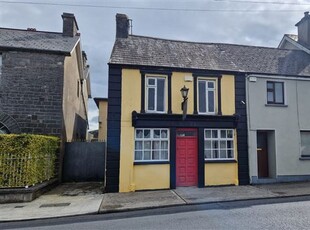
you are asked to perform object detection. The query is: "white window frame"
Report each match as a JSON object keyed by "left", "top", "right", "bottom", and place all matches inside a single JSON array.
[
  {"left": 145, "top": 76, "right": 166, "bottom": 113},
  {"left": 204, "top": 129, "right": 234, "bottom": 160},
  {"left": 197, "top": 78, "right": 216, "bottom": 115},
  {"left": 134, "top": 128, "right": 169, "bottom": 162}
]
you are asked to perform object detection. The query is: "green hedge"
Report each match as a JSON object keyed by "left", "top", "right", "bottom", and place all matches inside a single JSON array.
[{"left": 0, "top": 134, "right": 59, "bottom": 188}]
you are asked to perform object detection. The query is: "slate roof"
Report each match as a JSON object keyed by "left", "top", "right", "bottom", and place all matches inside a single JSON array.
[
  {"left": 0, "top": 28, "right": 79, "bottom": 54},
  {"left": 110, "top": 35, "right": 310, "bottom": 76}
]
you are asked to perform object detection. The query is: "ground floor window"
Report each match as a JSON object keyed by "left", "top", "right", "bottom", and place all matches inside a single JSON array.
[
  {"left": 204, "top": 129, "right": 234, "bottom": 160},
  {"left": 301, "top": 131, "right": 310, "bottom": 156},
  {"left": 134, "top": 128, "right": 169, "bottom": 162}
]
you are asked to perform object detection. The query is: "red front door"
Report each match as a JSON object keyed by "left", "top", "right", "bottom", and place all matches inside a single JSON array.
[{"left": 176, "top": 129, "right": 198, "bottom": 187}]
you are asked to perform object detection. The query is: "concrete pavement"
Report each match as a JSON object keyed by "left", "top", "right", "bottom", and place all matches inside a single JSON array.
[{"left": 2, "top": 181, "right": 310, "bottom": 222}]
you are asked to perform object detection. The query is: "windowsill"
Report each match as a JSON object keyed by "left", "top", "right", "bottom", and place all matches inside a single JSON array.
[
  {"left": 145, "top": 111, "right": 167, "bottom": 114},
  {"left": 205, "top": 159, "right": 237, "bottom": 163},
  {"left": 299, "top": 155, "right": 310, "bottom": 160},
  {"left": 265, "top": 104, "right": 288, "bottom": 107},
  {"left": 134, "top": 161, "right": 170, "bottom": 165}
]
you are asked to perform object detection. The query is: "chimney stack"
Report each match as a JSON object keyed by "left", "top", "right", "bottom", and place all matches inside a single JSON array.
[
  {"left": 116, "top": 13, "right": 129, "bottom": 39},
  {"left": 62, "top": 13, "right": 79, "bottom": 37},
  {"left": 295, "top": 11, "right": 310, "bottom": 47}
]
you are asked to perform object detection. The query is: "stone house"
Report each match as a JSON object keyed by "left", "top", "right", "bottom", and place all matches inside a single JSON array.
[{"left": 0, "top": 13, "right": 91, "bottom": 141}]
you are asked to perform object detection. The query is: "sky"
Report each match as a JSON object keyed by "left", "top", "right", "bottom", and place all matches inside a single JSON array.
[{"left": 0, "top": 0, "right": 309, "bottom": 130}]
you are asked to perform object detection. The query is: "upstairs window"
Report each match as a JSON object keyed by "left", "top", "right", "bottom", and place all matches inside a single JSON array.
[
  {"left": 198, "top": 79, "right": 216, "bottom": 114},
  {"left": 146, "top": 76, "right": 166, "bottom": 113},
  {"left": 267, "top": 81, "right": 284, "bottom": 104}
]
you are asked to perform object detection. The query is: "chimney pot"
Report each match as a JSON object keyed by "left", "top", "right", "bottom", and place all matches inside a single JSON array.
[
  {"left": 305, "top": 11, "right": 309, "bottom": 16},
  {"left": 116, "top": 13, "right": 129, "bottom": 39},
  {"left": 62, "top": 12, "right": 79, "bottom": 37}
]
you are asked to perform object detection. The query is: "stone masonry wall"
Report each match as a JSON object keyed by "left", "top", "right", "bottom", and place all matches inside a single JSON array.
[{"left": 0, "top": 51, "right": 65, "bottom": 137}]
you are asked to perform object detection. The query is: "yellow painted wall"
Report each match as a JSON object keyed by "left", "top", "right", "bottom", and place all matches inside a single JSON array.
[
  {"left": 205, "top": 163, "right": 238, "bottom": 185},
  {"left": 171, "top": 72, "right": 194, "bottom": 114},
  {"left": 133, "top": 165, "right": 170, "bottom": 190},
  {"left": 221, "top": 75, "right": 235, "bottom": 115}
]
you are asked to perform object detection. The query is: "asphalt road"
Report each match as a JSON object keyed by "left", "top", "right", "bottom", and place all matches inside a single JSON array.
[{"left": 2, "top": 196, "right": 310, "bottom": 230}]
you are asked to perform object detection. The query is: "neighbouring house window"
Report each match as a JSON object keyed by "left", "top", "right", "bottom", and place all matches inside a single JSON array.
[
  {"left": 134, "top": 128, "right": 169, "bottom": 162},
  {"left": 198, "top": 79, "right": 216, "bottom": 114},
  {"left": 267, "top": 81, "right": 284, "bottom": 104},
  {"left": 146, "top": 76, "right": 166, "bottom": 113},
  {"left": 0, "top": 123, "right": 9, "bottom": 134},
  {"left": 301, "top": 131, "right": 310, "bottom": 156},
  {"left": 204, "top": 129, "right": 234, "bottom": 160}
]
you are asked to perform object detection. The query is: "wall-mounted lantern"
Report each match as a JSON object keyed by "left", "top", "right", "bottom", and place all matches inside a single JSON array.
[{"left": 180, "top": 85, "right": 189, "bottom": 120}]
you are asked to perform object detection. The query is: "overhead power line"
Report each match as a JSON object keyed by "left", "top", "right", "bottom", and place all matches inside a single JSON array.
[
  {"left": 0, "top": 0, "right": 308, "bottom": 12},
  {"left": 215, "top": 0, "right": 310, "bottom": 5}
]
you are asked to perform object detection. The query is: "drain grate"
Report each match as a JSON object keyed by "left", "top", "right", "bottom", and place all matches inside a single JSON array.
[
  {"left": 40, "top": 203, "right": 70, "bottom": 208},
  {"left": 14, "top": 205, "right": 24, "bottom": 208}
]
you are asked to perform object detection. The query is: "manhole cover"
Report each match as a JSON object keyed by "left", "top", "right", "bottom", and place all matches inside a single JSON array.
[{"left": 40, "top": 203, "right": 71, "bottom": 208}]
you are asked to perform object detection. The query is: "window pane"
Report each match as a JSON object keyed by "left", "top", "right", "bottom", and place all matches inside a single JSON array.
[
  {"left": 153, "top": 150, "right": 160, "bottom": 160},
  {"left": 220, "top": 150, "right": 226, "bottom": 158},
  {"left": 220, "top": 130, "right": 226, "bottom": 138},
  {"left": 275, "top": 83, "right": 284, "bottom": 103},
  {"left": 213, "top": 149, "right": 219, "bottom": 158},
  {"left": 301, "top": 132, "right": 310, "bottom": 155},
  {"left": 220, "top": 141, "right": 226, "bottom": 149},
  {"left": 267, "top": 92, "right": 274, "bottom": 103},
  {"left": 135, "top": 151, "right": 142, "bottom": 160},
  {"left": 212, "top": 130, "right": 218, "bottom": 138},
  {"left": 153, "top": 141, "right": 160, "bottom": 150},
  {"left": 161, "top": 141, "right": 168, "bottom": 149},
  {"left": 227, "top": 140, "right": 233, "bottom": 149},
  {"left": 208, "top": 91, "right": 215, "bottom": 112},
  {"left": 144, "top": 141, "right": 151, "bottom": 150},
  {"left": 157, "top": 78, "right": 165, "bottom": 111},
  {"left": 267, "top": 82, "right": 273, "bottom": 89},
  {"left": 144, "top": 130, "right": 150, "bottom": 138},
  {"left": 227, "top": 149, "right": 233, "bottom": 158},
  {"left": 207, "top": 81, "right": 214, "bottom": 89},
  {"left": 199, "top": 81, "right": 206, "bottom": 113},
  {"left": 148, "top": 78, "right": 155, "bottom": 85},
  {"left": 148, "top": 88, "right": 155, "bottom": 110},
  {"left": 161, "top": 130, "right": 168, "bottom": 138},
  {"left": 136, "top": 130, "right": 143, "bottom": 138},
  {"left": 205, "top": 140, "right": 211, "bottom": 149},
  {"left": 154, "top": 130, "right": 160, "bottom": 138},
  {"left": 205, "top": 130, "right": 211, "bottom": 138},
  {"left": 227, "top": 130, "right": 233, "bottom": 138},
  {"left": 161, "top": 150, "right": 168, "bottom": 160},
  {"left": 205, "top": 150, "right": 211, "bottom": 159},
  {"left": 144, "top": 151, "right": 151, "bottom": 160},
  {"left": 135, "top": 141, "right": 143, "bottom": 150},
  {"left": 212, "top": 140, "right": 218, "bottom": 149}
]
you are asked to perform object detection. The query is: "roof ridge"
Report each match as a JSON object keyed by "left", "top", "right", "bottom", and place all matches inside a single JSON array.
[{"left": 0, "top": 27, "right": 63, "bottom": 35}]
